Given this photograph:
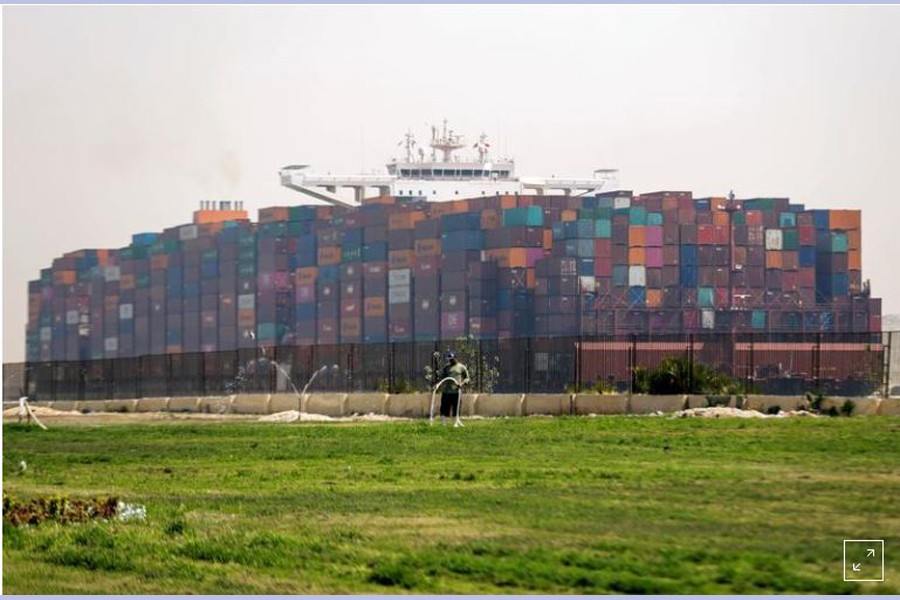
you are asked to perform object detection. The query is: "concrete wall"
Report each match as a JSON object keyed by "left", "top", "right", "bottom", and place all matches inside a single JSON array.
[
  {"left": 30, "top": 393, "right": 900, "bottom": 418},
  {"left": 572, "top": 394, "right": 627, "bottom": 415},
  {"left": 474, "top": 394, "right": 523, "bottom": 417},
  {"left": 346, "top": 393, "right": 388, "bottom": 415},
  {"left": 306, "top": 393, "right": 347, "bottom": 417},
  {"left": 385, "top": 393, "right": 428, "bottom": 418},
  {"left": 523, "top": 394, "right": 571, "bottom": 416}
]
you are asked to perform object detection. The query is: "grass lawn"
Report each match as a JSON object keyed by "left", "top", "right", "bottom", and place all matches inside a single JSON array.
[{"left": 3, "top": 416, "right": 899, "bottom": 594}]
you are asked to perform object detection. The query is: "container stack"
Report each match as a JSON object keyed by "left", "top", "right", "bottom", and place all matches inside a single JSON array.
[{"left": 25, "top": 193, "right": 881, "bottom": 362}]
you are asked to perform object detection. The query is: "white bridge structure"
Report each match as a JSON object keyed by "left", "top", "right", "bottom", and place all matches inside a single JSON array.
[{"left": 280, "top": 121, "right": 619, "bottom": 208}]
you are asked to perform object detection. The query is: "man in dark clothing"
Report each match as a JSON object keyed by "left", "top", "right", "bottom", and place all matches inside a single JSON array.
[{"left": 439, "top": 351, "right": 470, "bottom": 426}]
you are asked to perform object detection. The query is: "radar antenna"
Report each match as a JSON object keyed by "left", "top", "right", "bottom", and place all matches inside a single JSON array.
[
  {"left": 473, "top": 132, "right": 491, "bottom": 163},
  {"left": 429, "top": 118, "right": 465, "bottom": 163},
  {"left": 398, "top": 129, "right": 418, "bottom": 162}
]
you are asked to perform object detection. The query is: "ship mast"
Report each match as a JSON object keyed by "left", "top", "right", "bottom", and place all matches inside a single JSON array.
[{"left": 429, "top": 119, "right": 465, "bottom": 163}]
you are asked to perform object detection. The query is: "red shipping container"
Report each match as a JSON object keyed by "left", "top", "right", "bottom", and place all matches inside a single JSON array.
[
  {"left": 415, "top": 255, "right": 441, "bottom": 276},
  {"left": 646, "top": 247, "right": 663, "bottom": 268},
  {"left": 594, "top": 239, "right": 612, "bottom": 258},
  {"left": 798, "top": 224, "right": 816, "bottom": 246},
  {"left": 593, "top": 258, "right": 613, "bottom": 277},
  {"left": 698, "top": 224, "right": 715, "bottom": 245}
]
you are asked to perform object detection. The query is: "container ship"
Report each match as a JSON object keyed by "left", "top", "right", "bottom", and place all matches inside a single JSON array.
[{"left": 25, "top": 124, "right": 881, "bottom": 363}]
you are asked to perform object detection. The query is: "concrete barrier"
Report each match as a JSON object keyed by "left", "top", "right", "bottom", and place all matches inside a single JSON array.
[
  {"left": 685, "top": 395, "right": 740, "bottom": 409},
  {"left": 306, "top": 393, "right": 347, "bottom": 417},
  {"left": 48, "top": 400, "right": 80, "bottom": 412},
  {"left": 230, "top": 394, "right": 271, "bottom": 414},
  {"left": 198, "top": 396, "right": 233, "bottom": 414},
  {"left": 385, "top": 393, "right": 428, "bottom": 418},
  {"left": 269, "top": 393, "right": 301, "bottom": 414},
  {"left": 347, "top": 393, "right": 388, "bottom": 415},
  {"left": 76, "top": 400, "right": 111, "bottom": 413},
  {"left": 473, "top": 394, "right": 523, "bottom": 417},
  {"left": 168, "top": 396, "right": 200, "bottom": 412},
  {"left": 523, "top": 394, "right": 571, "bottom": 416},
  {"left": 459, "top": 394, "right": 478, "bottom": 417},
  {"left": 878, "top": 399, "right": 900, "bottom": 416},
  {"left": 105, "top": 399, "right": 138, "bottom": 413},
  {"left": 743, "top": 395, "right": 805, "bottom": 413},
  {"left": 135, "top": 397, "right": 169, "bottom": 412},
  {"left": 629, "top": 395, "right": 687, "bottom": 414},
  {"left": 572, "top": 394, "right": 628, "bottom": 415}
]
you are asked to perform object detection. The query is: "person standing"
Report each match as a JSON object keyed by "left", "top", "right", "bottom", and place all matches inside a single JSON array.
[{"left": 439, "top": 351, "right": 470, "bottom": 426}]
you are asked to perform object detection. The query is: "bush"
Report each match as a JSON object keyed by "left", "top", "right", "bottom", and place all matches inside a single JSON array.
[{"left": 840, "top": 399, "right": 856, "bottom": 417}]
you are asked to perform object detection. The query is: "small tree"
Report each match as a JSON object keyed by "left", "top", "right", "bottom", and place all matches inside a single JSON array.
[{"left": 426, "top": 336, "right": 500, "bottom": 393}]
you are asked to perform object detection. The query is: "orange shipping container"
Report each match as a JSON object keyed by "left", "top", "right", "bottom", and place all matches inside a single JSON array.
[
  {"left": 194, "top": 209, "right": 248, "bottom": 225},
  {"left": 849, "top": 249, "right": 862, "bottom": 270},
  {"left": 389, "top": 250, "right": 416, "bottom": 269},
  {"left": 733, "top": 247, "right": 748, "bottom": 267},
  {"left": 484, "top": 248, "right": 527, "bottom": 268},
  {"left": 829, "top": 210, "right": 861, "bottom": 231},
  {"left": 543, "top": 229, "right": 553, "bottom": 250},
  {"left": 561, "top": 209, "right": 577, "bottom": 222},
  {"left": 712, "top": 211, "right": 730, "bottom": 226},
  {"left": 628, "top": 226, "right": 646, "bottom": 247},
  {"left": 662, "top": 196, "right": 680, "bottom": 211},
  {"left": 526, "top": 268, "right": 536, "bottom": 289},
  {"left": 120, "top": 274, "right": 136, "bottom": 290},
  {"left": 295, "top": 267, "right": 318, "bottom": 285},
  {"left": 431, "top": 200, "right": 469, "bottom": 217},
  {"left": 415, "top": 239, "right": 441, "bottom": 257},
  {"left": 628, "top": 247, "right": 646, "bottom": 264},
  {"left": 646, "top": 289, "right": 663, "bottom": 308},
  {"left": 151, "top": 254, "right": 169, "bottom": 270},
  {"left": 745, "top": 210, "right": 764, "bottom": 226},
  {"left": 499, "top": 195, "right": 518, "bottom": 209},
  {"left": 480, "top": 209, "right": 500, "bottom": 230},
  {"left": 259, "top": 206, "right": 289, "bottom": 223},
  {"left": 238, "top": 308, "right": 255, "bottom": 327},
  {"left": 54, "top": 270, "right": 76, "bottom": 285},
  {"left": 388, "top": 211, "right": 425, "bottom": 230},
  {"left": 847, "top": 229, "right": 861, "bottom": 250},
  {"left": 97, "top": 249, "right": 110, "bottom": 266},
  {"left": 340, "top": 318, "right": 361, "bottom": 337},
  {"left": 765, "top": 250, "right": 783, "bottom": 269},
  {"left": 317, "top": 246, "right": 341, "bottom": 265},
  {"left": 364, "top": 297, "right": 386, "bottom": 317}
]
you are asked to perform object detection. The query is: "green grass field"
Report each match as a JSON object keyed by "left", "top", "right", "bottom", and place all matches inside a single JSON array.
[{"left": 3, "top": 416, "right": 899, "bottom": 594}]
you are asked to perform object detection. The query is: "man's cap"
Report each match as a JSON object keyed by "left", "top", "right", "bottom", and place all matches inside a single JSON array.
[{"left": 446, "top": 351, "right": 456, "bottom": 360}]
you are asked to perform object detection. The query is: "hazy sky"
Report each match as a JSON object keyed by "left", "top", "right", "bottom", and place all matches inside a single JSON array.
[{"left": 4, "top": 5, "right": 900, "bottom": 361}]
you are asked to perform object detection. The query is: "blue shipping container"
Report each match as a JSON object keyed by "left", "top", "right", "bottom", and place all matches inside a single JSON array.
[
  {"left": 628, "top": 286, "right": 646, "bottom": 307},
  {"left": 680, "top": 265, "right": 698, "bottom": 287}
]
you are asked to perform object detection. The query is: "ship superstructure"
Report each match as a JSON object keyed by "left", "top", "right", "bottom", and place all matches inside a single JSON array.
[{"left": 280, "top": 121, "right": 619, "bottom": 207}]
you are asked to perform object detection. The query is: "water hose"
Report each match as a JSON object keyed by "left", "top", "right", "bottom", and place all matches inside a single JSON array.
[{"left": 429, "top": 377, "right": 463, "bottom": 426}]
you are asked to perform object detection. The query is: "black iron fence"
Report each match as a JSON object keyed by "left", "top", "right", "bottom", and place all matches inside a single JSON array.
[{"left": 3, "top": 331, "right": 894, "bottom": 401}]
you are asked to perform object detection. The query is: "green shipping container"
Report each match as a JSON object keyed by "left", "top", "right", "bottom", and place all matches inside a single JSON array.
[
  {"left": 342, "top": 246, "right": 362, "bottom": 263},
  {"left": 782, "top": 229, "right": 799, "bottom": 250},
  {"left": 647, "top": 212, "right": 664, "bottom": 226},
  {"left": 732, "top": 212, "right": 746, "bottom": 226},
  {"left": 831, "top": 232, "right": 848, "bottom": 252},
  {"left": 629, "top": 207, "right": 647, "bottom": 226},
  {"left": 595, "top": 219, "right": 612, "bottom": 238},
  {"left": 257, "top": 322, "right": 277, "bottom": 341},
  {"left": 502, "top": 206, "right": 543, "bottom": 227},
  {"left": 751, "top": 310, "right": 766, "bottom": 329},
  {"left": 779, "top": 212, "right": 796, "bottom": 228},
  {"left": 698, "top": 287, "right": 715, "bottom": 308},
  {"left": 136, "top": 274, "right": 150, "bottom": 288}
]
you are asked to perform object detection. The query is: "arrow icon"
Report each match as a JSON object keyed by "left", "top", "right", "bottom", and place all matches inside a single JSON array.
[
  {"left": 867, "top": 548, "right": 876, "bottom": 557},
  {"left": 852, "top": 563, "right": 861, "bottom": 572}
]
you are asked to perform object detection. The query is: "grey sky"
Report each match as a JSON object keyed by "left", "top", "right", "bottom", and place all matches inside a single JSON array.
[{"left": 4, "top": 5, "right": 900, "bottom": 362}]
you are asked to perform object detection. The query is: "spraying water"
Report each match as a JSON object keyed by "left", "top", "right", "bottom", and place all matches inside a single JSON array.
[{"left": 429, "top": 377, "right": 463, "bottom": 427}]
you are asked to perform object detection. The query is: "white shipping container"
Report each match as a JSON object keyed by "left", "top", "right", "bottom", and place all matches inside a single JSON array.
[
  {"left": 179, "top": 224, "right": 198, "bottom": 241},
  {"left": 614, "top": 197, "right": 631, "bottom": 210},
  {"left": 748, "top": 226, "right": 764, "bottom": 246},
  {"left": 388, "top": 268, "right": 412, "bottom": 287},
  {"left": 628, "top": 265, "right": 646, "bottom": 287},
  {"left": 579, "top": 276, "right": 596, "bottom": 293},
  {"left": 388, "top": 285, "right": 411, "bottom": 304},
  {"left": 104, "top": 265, "right": 121, "bottom": 282},
  {"left": 765, "top": 229, "right": 783, "bottom": 250},
  {"left": 105, "top": 337, "right": 118, "bottom": 352},
  {"left": 701, "top": 308, "right": 715, "bottom": 329},
  {"left": 66, "top": 310, "right": 79, "bottom": 325},
  {"left": 40, "top": 327, "right": 52, "bottom": 342},
  {"left": 238, "top": 294, "right": 255, "bottom": 310},
  {"left": 119, "top": 303, "right": 134, "bottom": 320}
]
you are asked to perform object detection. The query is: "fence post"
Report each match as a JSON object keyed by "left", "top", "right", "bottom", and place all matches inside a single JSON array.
[
  {"left": 136, "top": 355, "right": 143, "bottom": 399},
  {"left": 478, "top": 338, "right": 484, "bottom": 393},
  {"left": 524, "top": 337, "right": 531, "bottom": 393},
  {"left": 629, "top": 333, "right": 637, "bottom": 395},
  {"left": 166, "top": 353, "right": 173, "bottom": 397},
  {"left": 200, "top": 352, "right": 207, "bottom": 397},
  {"left": 107, "top": 358, "right": 114, "bottom": 400},
  {"left": 688, "top": 334, "right": 695, "bottom": 394},
  {"left": 748, "top": 333, "right": 755, "bottom": 394},
  {"left": 389, "top": 342, "right": 396, "bottom": 393},
  {"left": 814, "top": 332, "right": 822, "bottom": 394},
  {"left": 884, "top": 332, "right": 892, "bottom": 399}
]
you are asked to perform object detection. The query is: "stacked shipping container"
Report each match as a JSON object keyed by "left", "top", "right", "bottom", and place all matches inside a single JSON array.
[{"left": 25, "top": 194, "right": 881, "bottom": 360}]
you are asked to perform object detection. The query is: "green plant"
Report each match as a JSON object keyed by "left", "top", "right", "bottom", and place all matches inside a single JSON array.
[
  {"left": 766, "top": 405, "right": 782, "bottom": 415},
  {"left": 429, "top": 336, "right": 500, "bottom": 393},
  {"left": 840, "top": 399, "right": 856, "bottom": 417},
  {"left": 377, "top": 377, "right": 420, "bottom": 394}
]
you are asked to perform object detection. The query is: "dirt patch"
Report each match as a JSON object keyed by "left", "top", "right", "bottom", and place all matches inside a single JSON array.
[{"left": 674, "top": 407, "right": 819, "bottom": 419}]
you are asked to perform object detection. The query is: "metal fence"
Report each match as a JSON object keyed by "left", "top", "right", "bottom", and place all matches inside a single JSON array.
[{"left": 3, "top": 331, "right": 895, "bottom": 401}]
